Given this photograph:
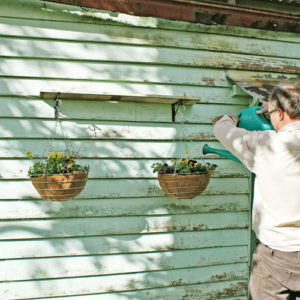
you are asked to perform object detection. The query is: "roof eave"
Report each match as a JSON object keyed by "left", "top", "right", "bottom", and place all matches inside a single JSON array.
[{"left": 42, "top": 0, "right": 300, "bottom": 33}]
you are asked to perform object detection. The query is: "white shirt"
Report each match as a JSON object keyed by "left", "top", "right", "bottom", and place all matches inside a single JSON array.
[{"left": 214, "top": 115, "right": 300, "bottom": 251}]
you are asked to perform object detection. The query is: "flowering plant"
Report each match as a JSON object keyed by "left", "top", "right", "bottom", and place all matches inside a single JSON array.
[
  {"left": 25, "top": 151, "right": 89, "bottom": 177},
  {"left": 151, "top": 149, "right": 217, "bottom": 175}
]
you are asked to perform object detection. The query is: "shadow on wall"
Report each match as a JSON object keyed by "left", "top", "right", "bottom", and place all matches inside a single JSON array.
[
  {"left": 0, "top": 103, "right": 174, "bottom": 298},
  {"left": 0, "top": 99, "right": 248, "bottom": 299},
  {"left": 0, "top": 19, "right": 249, "bottom": 299},
  {"left": 0, "top": 92, "right": 192, "bottom": 298}
]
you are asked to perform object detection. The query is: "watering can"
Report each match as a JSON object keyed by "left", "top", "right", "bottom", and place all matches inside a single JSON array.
[{"left": 203, "top": 106, "right": 274, "bottom": 163}]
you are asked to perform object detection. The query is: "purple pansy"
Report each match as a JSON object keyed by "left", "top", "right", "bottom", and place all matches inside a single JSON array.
[{"left": 160, "top": 168, "right": 166, "bottom": 174}]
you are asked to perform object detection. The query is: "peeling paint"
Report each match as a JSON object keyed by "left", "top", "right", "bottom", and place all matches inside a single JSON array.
[
  {"left": 180, "top": 281, "right": 247, "bottom": 299},
  {"left": 211, "top": 271, "right": 235, "bottom": 281},
  {"left": 193, "top": 224, "right": 208, "bottom": 231},
  {"left": 212, "top": 281, "right": 248, "bottom": 298},
  {"left": 171, "top": 278, "right": 183, "bottom": 286},
  {"left": 202, "top": 78, "right": 217, "bottom": 86},
  {"left": 169, "top": 203, "right": 191, "bottom": 211},
  {"left": 186, "top": 133, "right": 214, "bottom": 141}
]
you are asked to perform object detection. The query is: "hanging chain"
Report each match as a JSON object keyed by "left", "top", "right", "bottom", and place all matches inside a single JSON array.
[
  {"left": 176, "top": 101, "right": 206, "bottom": 169},
  {"left": 40, "top": 92, "right": 60, "bottom": 161},
  {"left": 166, "top": 101, "right": 184, "bottom": 162},
  {"left": 166, "top": 101, "right": 188, "bottom": 174},
  {"left": 177, "top": 103, "right": 188, "bottom": 156},
  {"left": 41, "top": 92, "right": 77, "bottom": 160},
  {"left": 166, "top": 100, "right": 205, "bottom": 164},
  {"left": 55, "top": 93, "right": 78, "bottom": 157},
  {"left": 54, "top": 92, "right": 60, "bottom": 120}
]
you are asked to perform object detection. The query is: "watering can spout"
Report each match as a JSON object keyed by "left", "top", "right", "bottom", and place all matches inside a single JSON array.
[{"left": 202, "top": 144, "right": 240, "bottom": 163}]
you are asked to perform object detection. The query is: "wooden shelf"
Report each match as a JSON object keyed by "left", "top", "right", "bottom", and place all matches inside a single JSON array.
[
  {"left": 40, "top": 92, "right": 199, "bottom": 105},
  {"left": 227, "top": 71, "right": 300, "bottom": 102}
]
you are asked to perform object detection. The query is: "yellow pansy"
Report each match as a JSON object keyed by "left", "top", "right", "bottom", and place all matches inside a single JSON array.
[
  {"left": 50, "top": 152, "right": 56, "bottom": 158},
  {"left": 170, "top": 159, "right": 174, "bottom": 163},
  {"left": 25, "top": 151, "right": 32, "bottom": 156},
  {"left": 189, "top": 162, "right": 196, "bottom": 168},
  {"left": 185, "top": 149, "right": 189, "bottom": 154},
  {"left": 57, "top": 152, "right": 62, "bottom": 159},
  {"left": 185, "top": 158, "right": 189, "bottom": 163}
]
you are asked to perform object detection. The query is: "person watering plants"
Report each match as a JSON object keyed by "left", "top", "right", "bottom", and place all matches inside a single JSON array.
[{"left": 212, "top": 84, "right": 300, "bottom": 299}]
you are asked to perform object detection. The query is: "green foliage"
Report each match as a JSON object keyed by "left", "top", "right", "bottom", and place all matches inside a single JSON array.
[
  {"left": 151, "top": 149, "right": 217, "bottom": 175},
  {"left": 25, "top": 151, "right": 89, "bottom": 177}
]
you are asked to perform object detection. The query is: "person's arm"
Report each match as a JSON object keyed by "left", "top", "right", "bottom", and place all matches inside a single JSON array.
[{"left": 213, "top": 115, "right": 263, "bottom": 171}]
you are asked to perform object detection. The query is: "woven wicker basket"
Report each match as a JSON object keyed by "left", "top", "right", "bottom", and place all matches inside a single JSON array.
[
  {"left": 30, "top": 171, "right": 88, "bottom": 201},
  {"left": 157, "top": 173, "right": 210, "bottom": 199}
]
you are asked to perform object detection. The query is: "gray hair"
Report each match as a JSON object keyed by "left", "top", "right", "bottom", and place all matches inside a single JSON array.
[{"left": 269, "top": 83, "right": 300, "bottom": 119}]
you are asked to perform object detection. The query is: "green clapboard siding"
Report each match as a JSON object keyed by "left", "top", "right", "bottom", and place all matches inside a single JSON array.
[{"left": 0, "top": 0, "right": 299, "bottom": 299}]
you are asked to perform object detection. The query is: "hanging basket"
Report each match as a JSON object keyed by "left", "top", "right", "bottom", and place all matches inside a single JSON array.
[
  {"left": 30, "top": 170, "right": 88, "bottom": 202},
  {"left": 157, "top": 173, "right": 211, "bottom": 199}
]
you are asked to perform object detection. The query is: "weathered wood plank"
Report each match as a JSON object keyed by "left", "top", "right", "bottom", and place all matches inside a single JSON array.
[
  {"left": 180, "top": 104, "right": 248, "bottom": 123},
  {"left": 0, "top": 37, "right": 299, "bottom": 73},
  {"left": 1, "top": 246, "right": 248, "bottom": 281},
  {"left": 0, "top": 139, "right": 230, "bottom": 159},
  {"left": 0, "top": 263, "right": 248, "bottom": 298},
  {"left": 226, "top": 70, "right": 300, "bottom": 84},
  {"left": 0, "top": 58, "right": 229, "bottom": 87},
  {"left": 0, "top": 194, "right": 249, "bottom": 219},
  {"left": 0, "top": 0, "right": 104, "bottom": 24},
  {"left": 0, "top": 177, "right": 249, "bottom": 199},
  {"left": 0, "top": 211, "right": 249, "bottom": 239},
  {"left": 0, "top": 22, "right": 299, "bottom": 59},
  {"left": 0, "top": 158, "right": 248, "bottom": 179},
  {"left": 2, "top": 58, "right": 296, "bottom": 93},
  {"left": 0, "top": 119, "right": 215, "bottom": 139},
  {"left": 23, "top": 280, "right": 247, "bottom": 300},
  {"left": 0, "top": 229, "right": 248, "bottom": 259}
]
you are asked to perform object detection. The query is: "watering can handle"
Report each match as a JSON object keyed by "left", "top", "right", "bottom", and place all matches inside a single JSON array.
[
  {"left": 236, "top": 106, "right": 263, "bottom": 118},
  {"left": 236, "top": 106, "right": 261, "bottom": 118}
]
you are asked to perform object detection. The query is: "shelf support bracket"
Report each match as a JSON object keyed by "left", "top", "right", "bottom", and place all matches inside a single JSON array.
[{"left": 172, "top": 99, "right": 184, "bottom": 122}]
